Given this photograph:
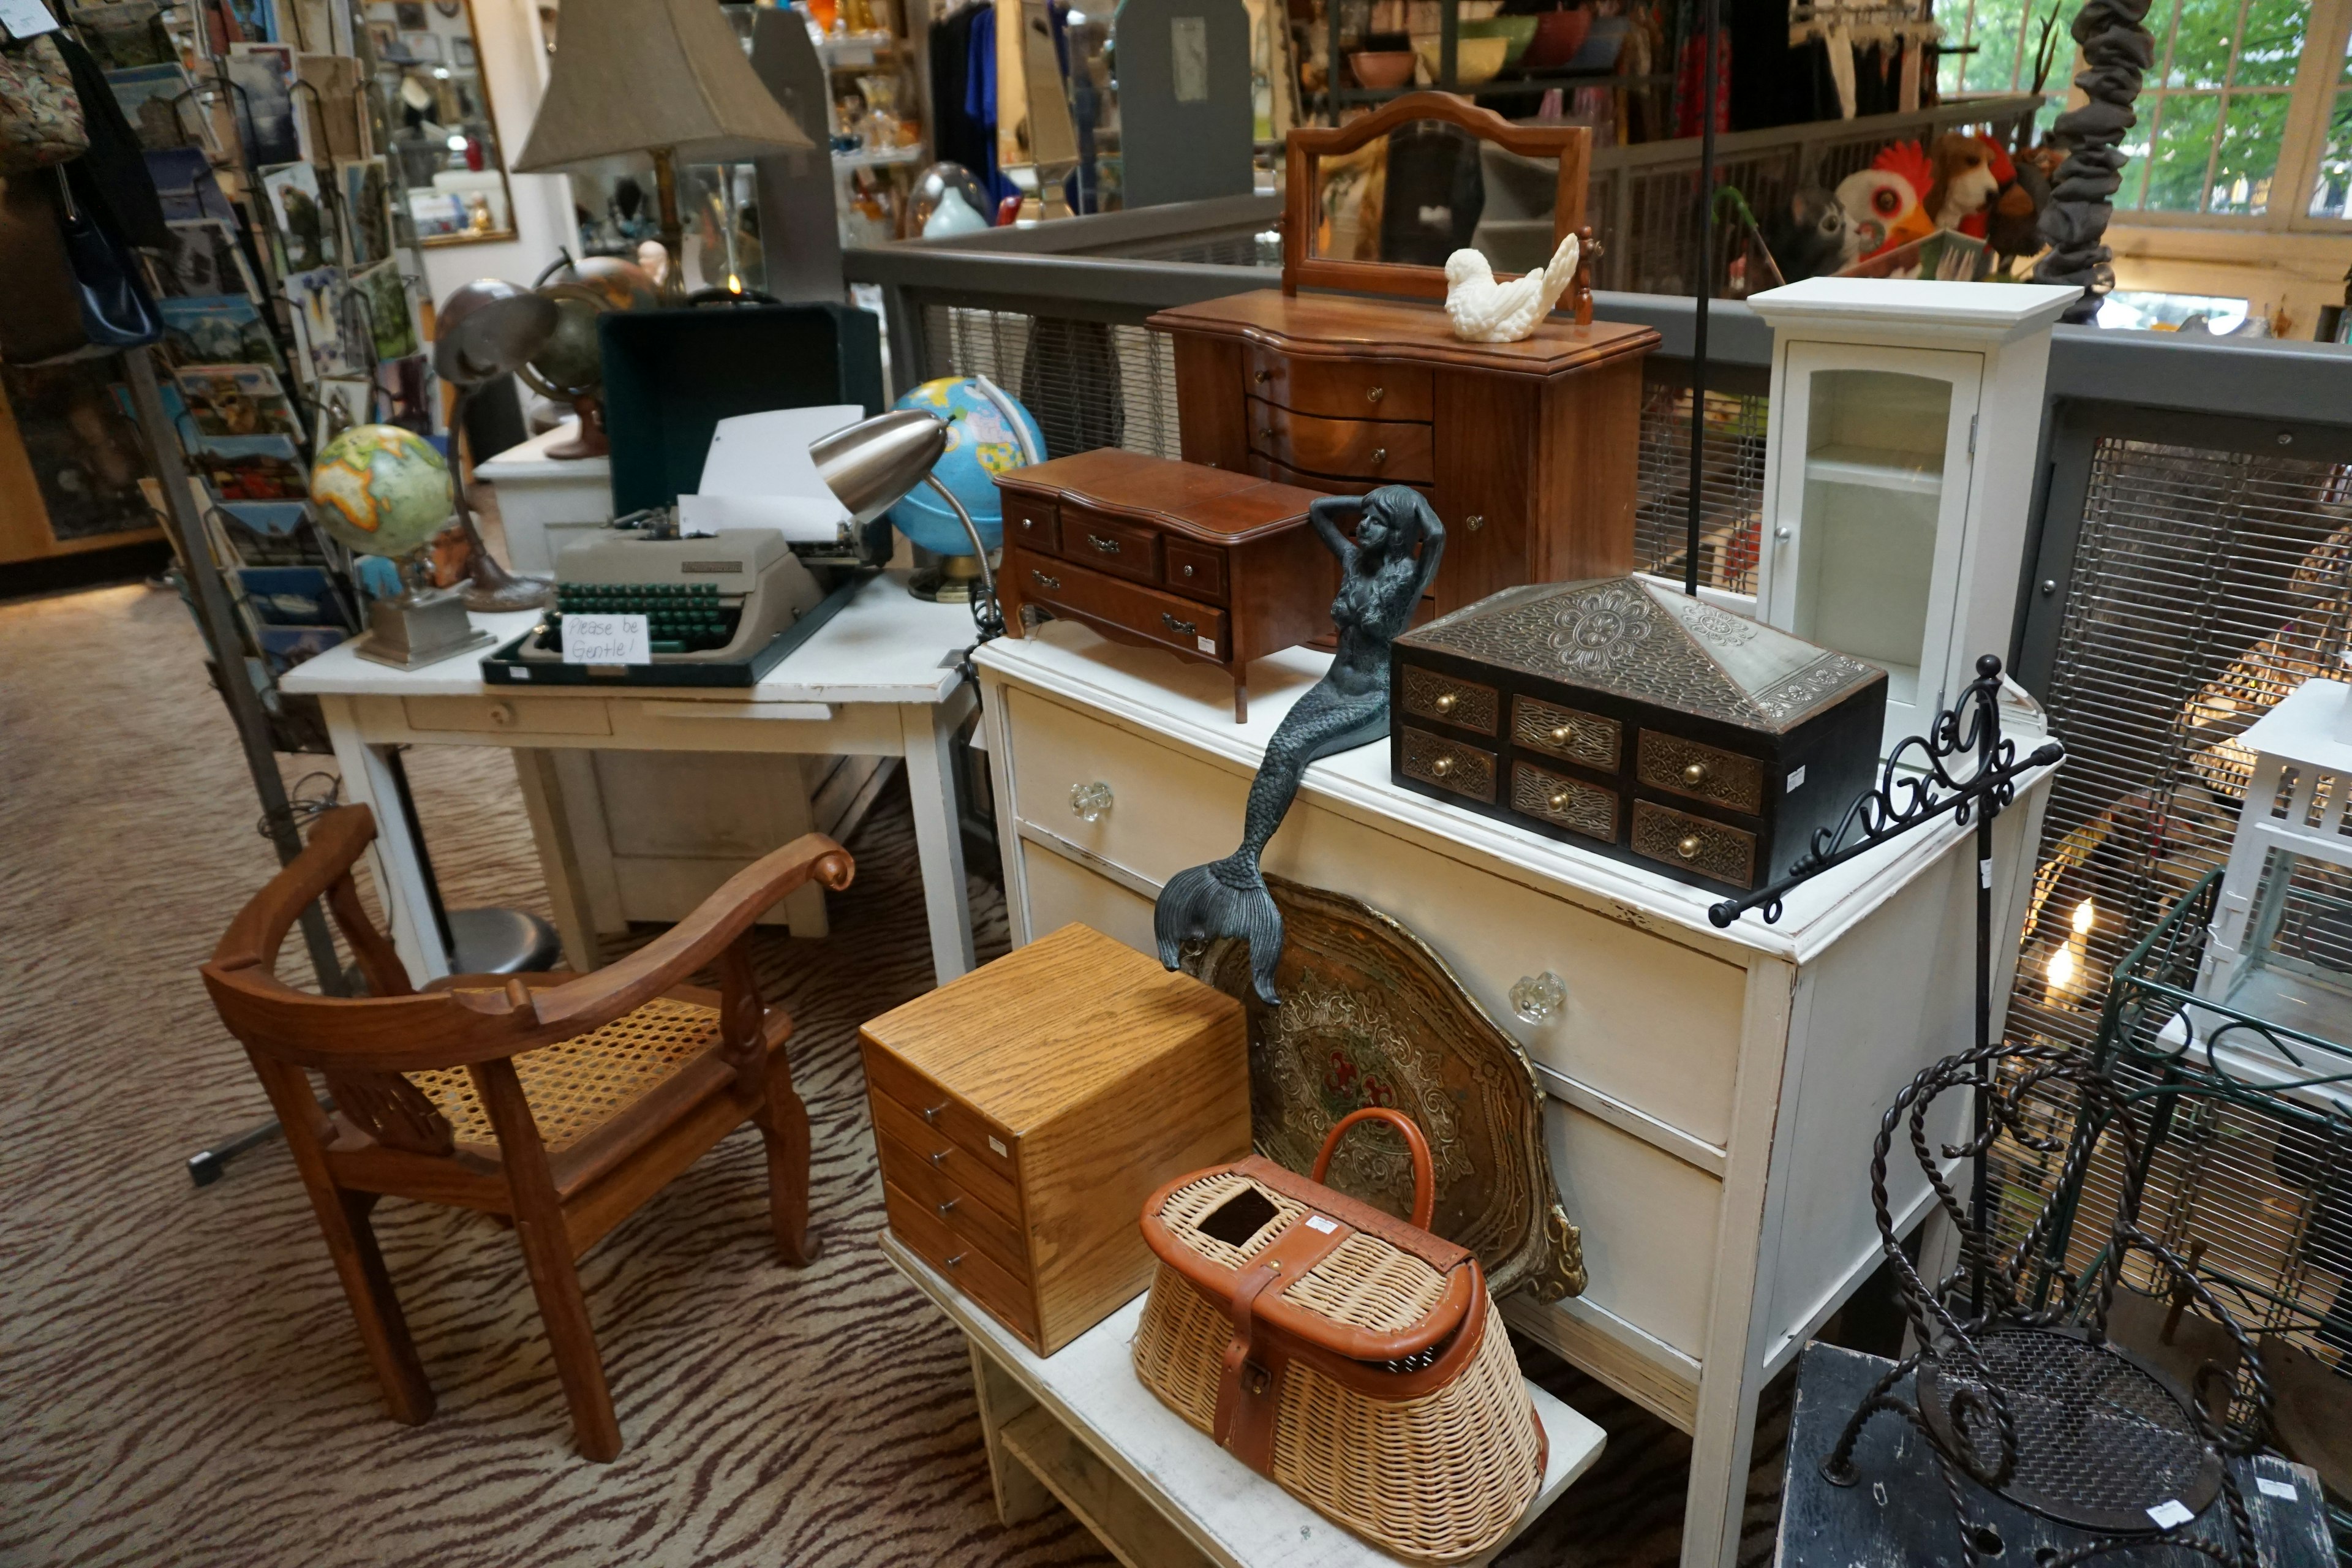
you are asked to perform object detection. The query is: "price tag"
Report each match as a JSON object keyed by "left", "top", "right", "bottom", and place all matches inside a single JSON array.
[
  {"left": 0, "top": 0, "right": 62, "bottom": 37},
  {"left": 2146, "top": 1499, "right": 2195, "bottom": 1529},
  {"left": 2257, "top": 1477, "right": 2299, "bottom": 1501},
  {"left": 561, "top": 613, "right": 649, "bottom": 665}
]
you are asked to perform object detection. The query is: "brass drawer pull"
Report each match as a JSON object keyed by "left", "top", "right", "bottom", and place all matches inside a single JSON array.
[
  {"left": 1254, "top": 368, "right": 1271, "bottom": 384},
  {"left": 1259, "top": 426, "right": 1275, "bottom": 441},
  {"left": 1431, "top": 755, "right": 1457, "bottom": 778},
  {"left": 1434, "top": 691, "right": 1458, "bottom": 715},
  {"left": 1547, "top": 788, "right": 1574, "bottom": 811},
  {"left": 1370, "top": 447, "right": 1388, "bottom": 466},
  {"left": 1550, "top": 723, "right": 1575, "bottom": 745},
  {"left": 943, "top": 1252, "right": 966, "bottom": 1268},
  {"left": 1366, "top": 385, "right": 1385, "bottom": 402},
  {"left": 1682, "top": 761, "right": 1709, "bottom": 788},
  {"left": 1465, "top": 513, "right": 1485, "bottom": 532},
  {"left": 1031, "top": 570, "right": 1061, "bottom": 590},
  {"left": 1676, "top": 834, "right": 1703, "bottom": 861},
  {"left": 922, "top": 1101, "right": 948, "bottom": 1124},
  {"left": 1162, "top": 612, "right": 1197, "bottom": 636},
  {"left": 1088, "top": 534, "right": 1121, "bottom": 555},
  {"left": 937, "top": 1198, "right": 959, "bottom": 1216}
]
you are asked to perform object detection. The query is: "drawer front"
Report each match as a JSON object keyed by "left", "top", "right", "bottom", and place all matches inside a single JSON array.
[
  {"left": 1005, "top": 495, "right": 1060, "bottom": 557},
  {"left": 1398, "top": 725, "right": 1498, "bottom": 804},
  {"left": 1245, "top": 453, "right": 1431, "bottom": 500},
  {"left": 1020, "top": 556, "right": 1232, "bottom": 663},
  {"left": 1546, "top": 1102, "right": 1722, "bottom": 1359},
  {"left": 1630, "top": 800, "right": 1758, "bottom": 889},
  {"left": 1248, "top": 397, "right": 1435, "bottom": 486},
  {"left": 1511, "top": 695, "right": 1620, "bottom": 774},
  {"left": 863, "top": 1046, "right": 1021, "bottom": 1183},
  {"left": 1163, "top": 540, "right": 1227, "bottom": 602},
  {"left": 1509, "top": 760, "right": 1618, "bottom": 843},
  {"left": 399, "top": 695, "right": 612, "bottom": 736},
  {"left": 877, "top": 1122, "right": 1031, "bottom": 1281},
  {"left": 1061, "top": 506, "right": 1162, "bottom": 584},
  {"left": 1400, "top": 665, "right": 1498, "bottom": 736},
  {"left": 1244, "top": 349, "right": 1434, "bottom": 423},
  {"left": 884, "top": 1178, "right": 1040, "bottom": 1343},
  {"left": 870, "top": 1091, "right": 1022, "bottom": 1224},
  {"left": 1002, "top": 692, "right": 1749, "bottom": 1146},
  {"left": 1637, "top": 731, "right": 1765, "bottom": 816}
]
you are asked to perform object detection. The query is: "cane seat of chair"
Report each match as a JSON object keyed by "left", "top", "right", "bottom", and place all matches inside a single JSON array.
[
  {"left": 199, "top": 804, "right": 854, "bottom": 1463},
  {"left": 407, "top": 986, "right": 771, "bottom": 1158}
]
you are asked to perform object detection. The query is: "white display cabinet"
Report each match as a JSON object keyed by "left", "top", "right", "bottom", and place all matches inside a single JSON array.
[{"left": 1744, "top": 279, "right": 2078, "bottom": 752}]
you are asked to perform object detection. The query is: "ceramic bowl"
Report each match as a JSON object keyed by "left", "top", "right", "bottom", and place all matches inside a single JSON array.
[
  {"left": 1519, "top": 7, "right": 1594, "bottom": 71},
  {"left": 1348, "top": 48, "right": 1415, "bottom": 89},
  {"left": 1411, "top": 34, "right": 1510, "bottom": 85},
  {"left": 1459, "top": 15, "right": 1537, "bottom": 68}
]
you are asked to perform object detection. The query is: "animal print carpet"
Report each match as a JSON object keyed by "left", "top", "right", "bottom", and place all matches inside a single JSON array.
[{"left": 0, "top": 579, "right": 1784, "bottom": 1567}]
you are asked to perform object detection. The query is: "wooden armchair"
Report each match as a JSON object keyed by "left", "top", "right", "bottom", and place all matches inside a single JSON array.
[{"left": 200, "top": 804, "right": 855, "bottom": 1461}]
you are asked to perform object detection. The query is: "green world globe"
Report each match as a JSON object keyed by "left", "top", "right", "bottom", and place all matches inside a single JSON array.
[{"left": 309, "top": 424, "right": 454, "bottom": 559}]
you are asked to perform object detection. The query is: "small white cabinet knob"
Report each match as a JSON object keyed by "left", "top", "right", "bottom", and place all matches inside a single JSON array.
[
  {"left": 1509, "top": 970, "right": 1567, "bottom": 1025},
  {"left": 1069, "top": 781, "right": 1114, "bottom": 823}
]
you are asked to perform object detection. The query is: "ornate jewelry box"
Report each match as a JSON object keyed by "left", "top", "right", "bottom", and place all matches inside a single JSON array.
[
  {"left": 1388, "top": 578, "right": 1887, "bottom": 892},
  {"left": 995, "top": 449, "right": 1335, "bottom": 723}
]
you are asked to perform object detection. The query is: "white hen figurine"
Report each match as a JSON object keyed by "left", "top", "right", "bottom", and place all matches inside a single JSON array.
[{"left": 1442, "top": 231, "right": 1582, "bottom": 344}]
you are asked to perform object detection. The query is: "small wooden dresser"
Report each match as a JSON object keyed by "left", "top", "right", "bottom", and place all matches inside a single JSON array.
[
  {"left": 859, "top": 921, "right": 1250, "bottom": 1355},
  {"left": 1147, "top": 290, "right": 1660, "bottom": 617},
  {"left": 995, "top": 449, "right": 1335, "bottom": 722}
]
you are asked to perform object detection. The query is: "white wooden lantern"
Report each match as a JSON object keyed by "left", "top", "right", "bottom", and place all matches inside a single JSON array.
[
  {"left": 2196, "top": 676, "right": 2352, "bottom": 1049},
  {"left": 1744, "top": 278, "right": 2079, "bottom": 752}
]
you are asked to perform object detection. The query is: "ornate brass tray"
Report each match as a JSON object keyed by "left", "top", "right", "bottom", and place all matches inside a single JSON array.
[{"left": 1186, "top": 875, "right": 1586, "bottom": 1302}]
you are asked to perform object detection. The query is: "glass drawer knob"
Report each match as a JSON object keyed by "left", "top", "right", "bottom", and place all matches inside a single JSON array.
[
  {"left": 1682, "top": 761, "right": 1709, "bottom": 787},
  {"left": 1431, "top": 755, "right": 1456, "bottom": 778},
  {"left": 1071, "top": 780, "right": 1114, "bottom": 822},
  {"left": 1676, "top": 834, "right": 1703, "bottom": 860},
  {"left": 1434, "top": 692, "right": 1458, "bottom": 714},
  {"left": 1510, "top": 971, "right": 1567, "bottom": 1025},
  {"left": 1550, "top": 724, "right": 1575, "bottom": 746}
]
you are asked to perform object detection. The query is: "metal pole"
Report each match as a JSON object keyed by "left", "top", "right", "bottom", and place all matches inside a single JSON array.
[
  {"left": 1683, "top": 0, "right": 1721, "bottom": 597},
  {"left": 127, "top": 347, "right": 344, "bottom": 1188}
]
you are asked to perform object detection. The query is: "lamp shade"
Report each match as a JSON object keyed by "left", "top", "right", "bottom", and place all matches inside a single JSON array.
[{"left": 513, "top": 0, "right": 814, "bottom": 172}]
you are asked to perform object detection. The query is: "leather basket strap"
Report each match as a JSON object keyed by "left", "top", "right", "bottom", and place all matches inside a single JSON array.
[
  {"left": 1238, "top": 1154, "right": 1472, "bottom": 1274},
  {"left": 1211, "top": 1213, "right": 1351, "bottom": 1474}
]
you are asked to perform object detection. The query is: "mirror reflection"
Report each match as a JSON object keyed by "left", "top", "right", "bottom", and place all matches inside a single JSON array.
[
  {"left": 361, "top": 0, "right": 517, "bottom": 244},
  {"left": 1308, "top": 120, "right": 1559, "bottom": 271}
]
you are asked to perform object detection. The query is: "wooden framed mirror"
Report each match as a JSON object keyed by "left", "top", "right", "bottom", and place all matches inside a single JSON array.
[
  {"left": 362, "top": 0, "right": 518, "bottom": 245},
  {"left": 1283, "top": 91, "right": 1588, "bottom": 301}
]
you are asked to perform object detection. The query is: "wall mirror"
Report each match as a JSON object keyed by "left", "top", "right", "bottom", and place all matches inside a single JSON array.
[
  {"left": 1284, "top": 92, "right": 1587, "bottom": 300},
  {"left": 361, "top": 0, "right": 517, "bottom": 244}
]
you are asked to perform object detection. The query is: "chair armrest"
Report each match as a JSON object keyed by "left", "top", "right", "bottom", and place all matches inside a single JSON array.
[{"left": 528, "top": 834, "right": 855, "bottom": 1034}]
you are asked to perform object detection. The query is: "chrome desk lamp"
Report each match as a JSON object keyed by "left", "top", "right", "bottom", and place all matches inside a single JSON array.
[
  {"left": 810, "top": 409, "right": 1002, "bottom": 639},
  {"left": 433, "top": 279, "right": 561, "bottom": 612}
]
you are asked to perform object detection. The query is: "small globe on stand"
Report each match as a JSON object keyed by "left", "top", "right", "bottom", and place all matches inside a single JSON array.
[
  {"left": 311, "top": 424, "right": 492, "bottom": 669},
  {"left": 887, "top": 375, "right": 1044, "bottom": 602},
  {"left": 524, "top": 255, "right": 658, "bottom": 459}
]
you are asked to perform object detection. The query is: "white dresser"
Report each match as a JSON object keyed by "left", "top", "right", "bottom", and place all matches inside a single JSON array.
[{"left": 972, "top": 624, "right": 2055, "bottom": 1568}]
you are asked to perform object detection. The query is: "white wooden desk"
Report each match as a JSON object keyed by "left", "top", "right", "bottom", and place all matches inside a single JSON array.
[
  {"left": 281, "top": 572, "right": 982, "bottom": 987},
  {"left": 881, "top": 1231, "right": 1607, "bottom": 1568},
  {"left": 972, "top": 624, "right": 2058, "bottom": 1568}
]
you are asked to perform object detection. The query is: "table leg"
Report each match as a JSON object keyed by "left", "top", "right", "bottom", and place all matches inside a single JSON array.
[
  {"left": 512, "top": 748, "right": 602, "bottom": 973},
  {"left": 969, "top": 1340, "right": 1055, "bottom": 1526},
  {"left": 901, "top": 700, "right": 976, "bottom": 985},
  {"left": 1679, "top": 1356, "right": 1766, "bottom": 1568},
  {"left": 326, "top": 702, "right": 447, "bottom": 986}
]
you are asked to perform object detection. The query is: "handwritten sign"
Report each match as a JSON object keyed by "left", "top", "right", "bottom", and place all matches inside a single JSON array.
[
  {"left": 561, "top": 613, "right": 650, "bottom": 665},
  {"left": 0, "top": 0, "right": 61, "bottom": 37}
]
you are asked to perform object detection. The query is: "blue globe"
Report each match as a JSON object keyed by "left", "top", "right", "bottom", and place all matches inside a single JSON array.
[{"left": 889, "top": 375, "right": 1045, "bottom": 557}]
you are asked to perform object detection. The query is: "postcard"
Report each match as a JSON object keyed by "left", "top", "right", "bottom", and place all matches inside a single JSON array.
[
  {"left": 156, "top": 218, "right": 257, "bottom": 300},
  {"left": 145, "top": 146, "right": 236, "bottom": 224},
  {"left": 353, "top": 259, "right": 416, "bottom": 361},
  {"left": 338, "top": 156, "right": 391, "bottom": 268},
  {"left": 158, "top": 294, "right": 274, "bottom": 366},
  {"left": 192, "top": 433, "right": 306, "bottom": 502},
  {"left": 259, "top": 160, "right": 331, "bottom": 270},
  {"left": 283, "top": 265, "right": 354, "bottom": 377},
  {"left": 257, "top": 624, "right": 349, "bottom": 674},
  {"left": 225, "top": 43, "right": 299, "bottom": 168},
  {"left": 178, "top": 363, "right": 300, "bottom": 438},
  {"left": 105, "top": 62, "right": 201, "bottom": 152},
  {"left": 213, "top": 498, "right": 323, "bottom": 564},
  {"left": 238, "top": 566, "right": 355, "bottom": 628}
]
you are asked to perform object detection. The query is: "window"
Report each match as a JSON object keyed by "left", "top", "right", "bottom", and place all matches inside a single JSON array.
[{"left": 1936, "top": 0, "right": 2352, "bottom": 227}]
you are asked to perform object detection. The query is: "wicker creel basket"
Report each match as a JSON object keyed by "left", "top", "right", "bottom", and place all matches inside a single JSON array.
[{"left": 1133, "top": 1107, "right": 1547, "bottom": 1564}]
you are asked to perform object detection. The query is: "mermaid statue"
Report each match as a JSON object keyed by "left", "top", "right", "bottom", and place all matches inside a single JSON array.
[{"left": 1154, "top": 486, "right": 1446, "bottom": 1005}]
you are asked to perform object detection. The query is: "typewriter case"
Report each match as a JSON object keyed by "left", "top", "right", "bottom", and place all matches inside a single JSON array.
[{"left": 1388, "top": 578, "right": 1886, "bottom": 894}]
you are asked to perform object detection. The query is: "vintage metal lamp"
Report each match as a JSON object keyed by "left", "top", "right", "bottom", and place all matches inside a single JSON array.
[
  {"left": 808, "top": 407, "right": 1003, "bottom": 638},
  {"left": 432, "top": 279, "right": 562, "bottom": 612},
  {"left": 511, "top": 0, "right": 813, "bottom": 301}
]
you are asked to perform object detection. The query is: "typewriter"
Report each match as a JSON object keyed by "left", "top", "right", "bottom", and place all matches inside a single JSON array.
[{"left": 484, "top": 525, "right": 840, "bottom": 687}]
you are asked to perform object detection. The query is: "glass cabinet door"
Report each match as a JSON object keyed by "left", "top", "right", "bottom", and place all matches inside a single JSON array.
[{"left": 1762, "top": 344, "right": 1984, "bottom": 752}]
